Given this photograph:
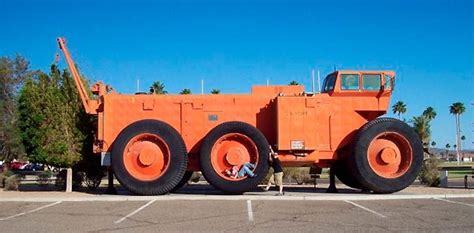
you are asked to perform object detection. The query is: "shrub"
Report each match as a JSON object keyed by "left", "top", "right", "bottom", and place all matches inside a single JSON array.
[
  {"left": 283, "top": 167, "right": 311, "bottom": 185},
  {"left": 0, "top": 170, "right": 15, "bottom": 188},
  {"left": 73, "top": 153, "right": 106, "bottom": 191},
  {"left": 4, "top": 175, "right": 19, "bottom": 191},
  {"left": 83, "top": 170, "right": 104, "bottom": 190},
  {"left": 36, "top": 170, "right": 53, "bottom": 186},
  {"left": 419, "top": 157, "right": 441, "bottom": 187}
]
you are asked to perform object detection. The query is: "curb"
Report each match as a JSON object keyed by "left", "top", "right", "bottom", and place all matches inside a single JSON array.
[{"left": 1, "top": 193, "right": 473, "bottom": 202}]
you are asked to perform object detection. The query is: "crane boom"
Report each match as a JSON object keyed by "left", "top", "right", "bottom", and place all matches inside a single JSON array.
[{"left": 57, "top": 37, "right": 98, "bottom": 114}]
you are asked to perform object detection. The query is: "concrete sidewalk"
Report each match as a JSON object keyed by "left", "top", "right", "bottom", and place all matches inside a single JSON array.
[{"left": 1, "top": 183, "right": 473, "bottom": 202}]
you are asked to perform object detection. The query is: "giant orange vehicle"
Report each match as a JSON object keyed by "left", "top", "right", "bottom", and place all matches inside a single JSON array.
[{"left": 57, "top": 38, "right": 423, "bottom": 195}]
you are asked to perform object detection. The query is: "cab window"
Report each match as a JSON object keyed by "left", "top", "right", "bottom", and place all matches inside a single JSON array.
[
  {"left": 340, "top": 74, "right": 360, "bottom": 90},
  {"left": 383, "top": 74, "right": 392, "bottom": 90},
  {"left": 362, "top": 74, "right": 381, "bottom": 91},
  {"left": 322, "top": 74, "right": 336, "bottom": 92}
]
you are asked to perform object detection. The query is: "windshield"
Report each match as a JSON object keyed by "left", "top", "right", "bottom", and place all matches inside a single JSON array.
[{"left": 322, "top": 74, "right": 336, "bottom": 93}]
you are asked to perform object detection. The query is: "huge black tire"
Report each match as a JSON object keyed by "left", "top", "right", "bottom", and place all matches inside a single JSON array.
[
  {"left": 200, "top": 121, "right": 270, "bottom": 194},
  {"left": 112, "top": 120, "right": 187, "bottom": 195},
  {"left": 170, "top": 171, "right": 193, "bottom": 192},
  {"left": 333, "top": 160, "right": 366, "bottom": 190},
  {"left": 349, "top": 118, "right": 423, "bottom": 193}
]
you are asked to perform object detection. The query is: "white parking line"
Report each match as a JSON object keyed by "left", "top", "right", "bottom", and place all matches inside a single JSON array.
[
  {"left": 434, "top": 198, "right": 474, "bottom": 207},
  {"left": 344, "top": 200, "right": 386, "bottom": 218},
  {"left": 115, "top": 200, "right": 156, "bottom": 224},
  {"left": 246, "top": 200, "right": 254, "bottom": 222},
  {"left": 0, "top": 201, "right": 62, "bottom": 221}
]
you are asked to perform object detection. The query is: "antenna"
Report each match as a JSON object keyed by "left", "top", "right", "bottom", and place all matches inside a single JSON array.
[
  {"left": 317, "top": 70, "right": 321, "bottom": 93},
  {"left": 311, "top": 69, "right": 315, "bottom": 93},
  {"left": 266, "top": 79, "right": 269, "bottom": 86},
  {"left": 201, "top": 79, "right": 204, "bottom": 95}
]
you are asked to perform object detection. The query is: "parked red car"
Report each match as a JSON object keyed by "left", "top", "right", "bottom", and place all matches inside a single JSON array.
[{"left": 9, "top": 161, "right": 28, "bottom": 170}]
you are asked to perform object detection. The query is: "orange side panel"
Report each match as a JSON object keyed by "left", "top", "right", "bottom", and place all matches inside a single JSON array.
[{"left": 276, "top": 96, "right": 317, "bottom": 150}]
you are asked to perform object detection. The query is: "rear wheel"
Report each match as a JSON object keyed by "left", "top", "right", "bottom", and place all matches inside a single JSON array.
[
  {"left": 349, "top": 118, "right": 423, "bottom": 193},
  {"left": 112, "top": 120, "right": 187, "bottom": 195},
  {"left": 200, "top": 121, "right": 270, "bottom": 194}
]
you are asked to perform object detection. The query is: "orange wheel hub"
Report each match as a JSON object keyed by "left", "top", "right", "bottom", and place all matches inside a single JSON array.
[
  {"left": 210, "top": 133, "right": 258, "bottom": 181},
  {"left": 367, "top": 132, "right": 412, "bottom": 179},
  {"left": 226, "top": 148, "right": 244, "bottom": 165},
  {"left": 123, "top": 133, "right": 170, "bottom": 181}
]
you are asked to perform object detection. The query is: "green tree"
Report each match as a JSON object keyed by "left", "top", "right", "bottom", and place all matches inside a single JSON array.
[
  {"left": 411, "top": 115, "right": 431, "bottom": 149},
  {"left": 449, "top": 102, "right": 465, "bottom": 165},
  {"left": 210, "top": 89, "right": 220, "bottom": 94},
  {"left": 431, "top": 141, "right": 436, "bottom": 147},
  {"left": 0, "top": 55, "right": 31, "bottom": 162},
  {"left": 179, "top": 88, "right": 191, "bottom": 95},
  {"left": 392, "top": 101, "right": 407, "bottom": 120},
  {"left": 149, "top": 81, "right": 167, "bottom": 94},
  {"left": 289, "top": 81, "right": 300, "bottom": 85},
  {"left": 422, "top": 107, "right": 437, "bottom": 121},
  {"left": 460, "top": 135, "right": 466, "bottom": 150},
  {"left": 18, "top": 65, "right": 90, "bottom": 169}
]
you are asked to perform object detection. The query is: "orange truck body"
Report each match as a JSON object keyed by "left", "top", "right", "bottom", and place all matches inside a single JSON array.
[
  {"left": 57, "top": 38, "right": 421, "bottom": 195},
  {"left": 95, "top": 79, "right": 392, "bottom": 170}
]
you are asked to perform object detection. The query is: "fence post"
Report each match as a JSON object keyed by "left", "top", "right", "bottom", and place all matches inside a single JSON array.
[{"left": 66, "top": 168, "right": 72, "bottom": 192}]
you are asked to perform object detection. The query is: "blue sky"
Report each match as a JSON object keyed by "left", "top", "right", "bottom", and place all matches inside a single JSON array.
[{"left": 1, "top": 0, "right": 473, "bottom": 149}]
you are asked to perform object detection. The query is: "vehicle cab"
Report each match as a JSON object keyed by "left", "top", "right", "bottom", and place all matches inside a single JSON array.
[{"left": 322, "top": 70, "right": 395, "bottom": 96}]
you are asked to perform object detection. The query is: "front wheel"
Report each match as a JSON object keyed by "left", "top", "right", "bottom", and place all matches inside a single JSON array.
[{"left": 349, "top": 118, "right": 423, "bottom": 193}]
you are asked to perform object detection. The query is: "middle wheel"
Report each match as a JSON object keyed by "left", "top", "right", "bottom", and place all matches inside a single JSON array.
[{"left": 200, "top": 121, "right": 270, "bottom": 194}]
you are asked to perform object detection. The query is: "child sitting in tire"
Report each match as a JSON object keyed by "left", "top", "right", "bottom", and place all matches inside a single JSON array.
[{"left": 225, "top": 163, "right": 257, "bottom": 179}]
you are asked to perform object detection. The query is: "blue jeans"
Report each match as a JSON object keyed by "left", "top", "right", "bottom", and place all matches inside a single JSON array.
[{"left": 238, "top": 163, "right": 256, "bottom": 177}]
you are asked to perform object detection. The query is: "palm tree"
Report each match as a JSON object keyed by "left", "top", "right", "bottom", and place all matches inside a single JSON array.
[
  {"left": 149, "top": 81, "right": 167, "bottom": 94},
  {"left": 179, "top": 88, "right": 191, "bottom": 95},
  {"left": 289, "top": 81, "right": 300, "bottom": 85},
  {"left": 431, "top": 141, "right": 436, "bottom": 147},
  {"left": 461, "top": 135, "right": 466, "bottom": 150},
  {"left": 411, "top": 115, "right": 431, "bottom": 148},
  {"left": 422, "top": 107, "right": 437, "bottom": 121},
  {"left": 210, "top": 89, "right": 220, "bottom": 94},
  {"left": 445, "top": 143, "right": 451, "bottom": 159},
  {"left": 392, "top": 101, "right": 407, "bottom": 120},
  {"left": 449, "top": 102, "right": 465, "bottom": 165}
]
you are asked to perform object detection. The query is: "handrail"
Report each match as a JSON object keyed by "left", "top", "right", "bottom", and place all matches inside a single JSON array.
[{"left": 57, "top": 37, "right": 98, "bottom": 114}]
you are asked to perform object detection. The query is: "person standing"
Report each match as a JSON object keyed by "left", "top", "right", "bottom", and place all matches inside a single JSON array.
[{"left": 264, "top": 146, "right": 284, "bottom": 195}]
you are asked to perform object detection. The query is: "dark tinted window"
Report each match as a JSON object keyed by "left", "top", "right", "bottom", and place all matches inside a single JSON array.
[
  {"left": 362, "top": 74, "right": 381, "bottom": 90},
  {"left": 322, "top": 74, "right": 336, "bottom": 92}
]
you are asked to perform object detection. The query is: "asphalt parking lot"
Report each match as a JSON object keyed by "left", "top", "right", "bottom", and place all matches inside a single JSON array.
[
  {"left": 1, "top": 181, "right": 473, "bottom": 232},
  {"left": 0, "top": 194, "right": 473, "bottom": 232}
]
